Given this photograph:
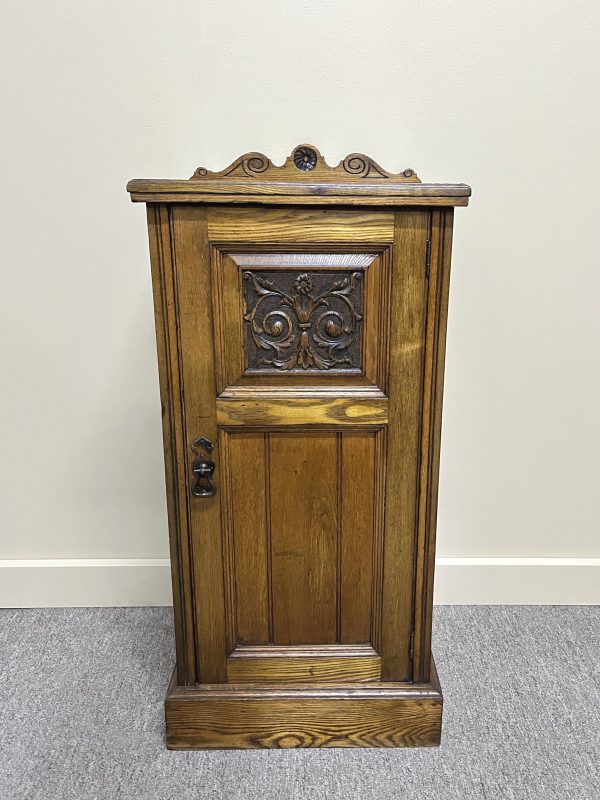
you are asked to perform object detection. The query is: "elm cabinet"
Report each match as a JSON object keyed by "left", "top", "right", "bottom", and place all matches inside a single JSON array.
[{"left": 127, "top": 145, "right": 470, "bottom": 749}]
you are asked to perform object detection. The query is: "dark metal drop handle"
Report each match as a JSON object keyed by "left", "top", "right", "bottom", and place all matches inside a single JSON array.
[{"left": 191, "top": 436, "right": 216, "bottom": 498}]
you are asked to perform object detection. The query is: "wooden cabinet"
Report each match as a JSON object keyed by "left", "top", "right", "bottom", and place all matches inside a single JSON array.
[{"left": 127, "top": 145, "right": 470, "bottom": 749}]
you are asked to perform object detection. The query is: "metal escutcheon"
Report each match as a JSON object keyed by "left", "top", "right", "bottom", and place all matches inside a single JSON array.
[{"left": 191, "top": 437, "right": 216, "bottom": 498}]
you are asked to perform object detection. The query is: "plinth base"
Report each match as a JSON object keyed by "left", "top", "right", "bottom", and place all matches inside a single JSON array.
[{"left": 165, "top": 657, "right": 443, "bottom": 750}]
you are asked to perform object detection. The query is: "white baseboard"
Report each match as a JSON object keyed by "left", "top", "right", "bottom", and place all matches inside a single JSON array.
[
  {"left": 433, "top": 558, "right": 600, "bottom": 604},
  {"left": 0, "top": 557, "right": 598, "bottom": 607},
  {"left": 0, "top": 559, "right": 173, "bottom": 607}
]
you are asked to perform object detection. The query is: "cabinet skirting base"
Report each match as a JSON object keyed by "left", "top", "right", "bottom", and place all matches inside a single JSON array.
[{"left": 164, "top": 656, "right": 443, "bottom": 749}]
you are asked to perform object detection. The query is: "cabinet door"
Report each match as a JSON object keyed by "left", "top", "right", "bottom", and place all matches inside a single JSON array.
[{"left": 162, "top": 204, "right": 429, "bottom": 685}]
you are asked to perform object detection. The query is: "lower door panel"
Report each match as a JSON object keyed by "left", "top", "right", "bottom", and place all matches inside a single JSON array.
[{"left": 221, "top": 429, "right": 385, "bottom": 683}]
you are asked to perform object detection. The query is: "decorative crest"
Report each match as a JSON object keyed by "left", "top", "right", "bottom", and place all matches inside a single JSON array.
[{"left": 190, "top": 144, "right": 419, "bottom": 182}]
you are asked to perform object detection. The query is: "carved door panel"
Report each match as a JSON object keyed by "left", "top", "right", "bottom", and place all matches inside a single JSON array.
[{"left": 170, "top": 204, "right": 430, "bottom": 685}]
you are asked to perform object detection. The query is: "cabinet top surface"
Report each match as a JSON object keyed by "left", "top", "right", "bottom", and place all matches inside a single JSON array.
[{"left": 127, "top": 144, "right": 471, "bottom": 207}]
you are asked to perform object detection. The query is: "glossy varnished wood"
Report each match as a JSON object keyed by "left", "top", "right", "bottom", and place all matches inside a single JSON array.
[
  {"left": 130, "top": 145, "right": 468, "bottom": 749},
  {"left": 190, "top": 144, "right": 421, "bottom": 183},
  {"left": 145, "top": 206, "right": 195, "bottom": 684},
  {"left": 412, "top": 209, "right": 455, "bottom": 682},
  {"left": 380, "top": 209, "right": 429, "bottom": 680},
  {"left": 216, "top": 397, "right": 388, "bottom": 426},
  {"left": 269, "top": 433, "right": 338, "bottom": 645},
  {"left": 339, "top": 431, "right": 377, "bottom": 643},
  {"left": 129, "top": 145, "right": 469, "bottom": 206},
  {"left": 227, "top": 644, "right": 381, "bottom": 684},
  {"left": 208, "top": 207, "right": 395, "bottom": 243},
  {"left": 225, "top": 432, "right": 270, "bottom": 645},
  {"left": 169, "top": 206, "right": 228, "bottom": 683},
  {"left": 165, "top": 658, "right": 443, "bottom": 750},
  {"left": 129, "top": 182, "right": 469, "bottom": 206}
]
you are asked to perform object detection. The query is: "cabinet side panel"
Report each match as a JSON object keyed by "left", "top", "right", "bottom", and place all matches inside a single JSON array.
[
  {"left": 413, "top": 209, "right": 454, "bottom": 682},
  {"left": 269, "top": 433, "right": 338, "bottom": 644},
  {"left": 380, "top": 210, "right": 429, "bottom": 681},
  {"left": 171, "top": 205, "right": 228, "bottom": 683},
  {"left": 146, "top": 205, "right": 197, "bottom": 685}
]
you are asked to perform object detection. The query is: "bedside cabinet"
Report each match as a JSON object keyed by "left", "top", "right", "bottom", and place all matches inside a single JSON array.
[{"left": 127, "top": 145, "right": 470, "bottom": 749}]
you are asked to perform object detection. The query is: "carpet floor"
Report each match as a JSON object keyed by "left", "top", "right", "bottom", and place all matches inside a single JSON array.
[{"left": 1, "top": 606, "right": 598, "bottom": 799}]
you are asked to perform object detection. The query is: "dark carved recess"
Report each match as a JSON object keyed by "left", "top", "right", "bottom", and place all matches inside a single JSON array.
[{"left": 243, "top": 270, "right": 363, "bottom": 372}]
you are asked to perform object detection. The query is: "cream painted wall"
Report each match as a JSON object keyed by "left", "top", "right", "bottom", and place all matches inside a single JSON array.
[{"left": 1, "top": 1, "right": 599, "bottom": 603}]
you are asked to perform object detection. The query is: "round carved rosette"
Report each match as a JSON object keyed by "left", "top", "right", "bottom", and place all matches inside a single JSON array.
[{"left": 293, "top": 147, "right": 317, "bottom": 172}]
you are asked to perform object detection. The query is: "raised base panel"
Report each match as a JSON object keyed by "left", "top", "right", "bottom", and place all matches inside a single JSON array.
[{"left": 164, "top": 658, "right": 443, "bottom": 750}]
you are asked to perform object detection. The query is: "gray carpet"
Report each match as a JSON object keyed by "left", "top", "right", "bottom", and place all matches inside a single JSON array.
[{"left": 1, "top": 607, "right": 598, "bottom": 800}]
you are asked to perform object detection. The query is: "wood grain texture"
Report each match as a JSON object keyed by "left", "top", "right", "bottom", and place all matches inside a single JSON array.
[
  {"left": 170, "top": 205, "right": 227, "bottom": 683},
  {"left": 226, "top": 432, "right": 270, "bottom": 645},
  {"left": 269, "top": 433, "right": 338, "bottom": 645},
  {"left": 380, "top": 209, "right": 430, "bottom": 681},
  {"left": 190, "top": 145, "right": 420, "bottom": 183},
  {"left": 216, "top": 397, "right": 388, "bottom": 427},
  {"left": 227, "top": 654, "right": 380, "bottom": 684},
  {"left": 210, "top": 248, "right": 243, "bottom": 393},
  {"left": 340, "top": 432, "right": 376, "bottom": 643},
  {"left": 131, "top": 155, "right": 467, "bottom": 748},
  {"left": 130, "top": 191, "right": 470, "bottom": 207},
  {"left": 128, "top": 143, "right": 471, "bottom": 210},
  {"left": 412, "top": 209, "right": 455, "bottom": 683},
  {"left": 219, "top": 384, "right": 386, "bottom": 399},
  {"left": 145, "top": 205, "right": 195, "bottom": 685},
  {"left": 207, "top": 207, "right": 395, "bottom": 244},
  {"left": 165, "top": 657, "right": 443, "bottom": 749},
  {"left": 167, "top": 697, "right": 441, "bottom": 749},
  {"left": 128, "top": 181, "right": 470, "bottom": 206}
]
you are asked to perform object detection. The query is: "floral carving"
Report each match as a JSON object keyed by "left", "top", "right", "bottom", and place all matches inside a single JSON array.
[
  {"left": 293, "top": 147, "right": 318, "bottom": 172},
  {"left": 243, "top": 270, "right": 363, "bottom": 371}
]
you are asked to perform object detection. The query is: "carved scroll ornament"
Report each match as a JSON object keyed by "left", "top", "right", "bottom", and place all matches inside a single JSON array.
[
  {"left": 191, "top": 144, "right": 419, "bottom": 183},
  {"left": 243, "top": 271, "right": 363, "bottom": 372}
]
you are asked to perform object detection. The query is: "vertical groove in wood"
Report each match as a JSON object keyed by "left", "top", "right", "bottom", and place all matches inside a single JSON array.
[
  {"left": 370, "top": 427, "right": 386, "bottom": 653},
  {"left": 336, "top": 432, "right": 343, "bottom": 644},
  {"left": 379, "top": 246, "right": 393, "bottom": 396},
  {"left": 211, "top": 248, "right": 232, "bottom": 396},
  {"left": 413, "top": 210, "right": 440, "bottom": 683},
  {"left": 423, "top": 211, "right": 445, "bottom": 679},
  {"left": 371, "top": 245, "right": 393, "bottom": 653},
  {"left": 219, "top": 430, "right": 237, "bottom": 652},
  {"left": 409, "top": 209, "right": 434, "bottom": 682},
  {"left": 265, "top": 432, "right": 274, "bottom": 645},
  {"left": 237, "top": 262, "right": 247, "bottom": 379}
]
